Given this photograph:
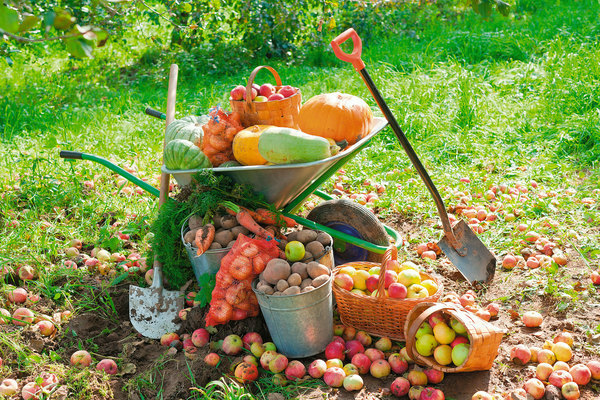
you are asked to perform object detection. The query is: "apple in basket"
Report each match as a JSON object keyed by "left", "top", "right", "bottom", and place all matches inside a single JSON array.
[{"left": 407, "top": 284, "right": 429, "bottom": 299}]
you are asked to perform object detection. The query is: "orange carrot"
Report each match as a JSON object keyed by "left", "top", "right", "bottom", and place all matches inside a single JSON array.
[
  {"left": 195, "top": 224, "right": 215, "bottom": 256},
  {"left": 255, "top": 208, "right": 297, "bottom": 227},
  {"left": 235, "top": 210, "right": 275, "bottom": 241}
]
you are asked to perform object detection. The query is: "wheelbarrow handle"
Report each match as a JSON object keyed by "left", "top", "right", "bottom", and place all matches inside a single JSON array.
[
  {"left": 145, "top": 107, "right": 166, "bottom": 120},
  {"left": 331, "top": 28, "right": 365, "bottom": 72},
  {"left": 59, "top": 150, "right": 83, "bottom": 160}
]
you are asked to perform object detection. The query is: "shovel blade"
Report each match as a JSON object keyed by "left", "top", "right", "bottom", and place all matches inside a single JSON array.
[
  {"left": 438, "top": 220, "right": 496, "bottom": 284},
  {"left": 129, "top": 285, "right": 184, "bottom": 339}
]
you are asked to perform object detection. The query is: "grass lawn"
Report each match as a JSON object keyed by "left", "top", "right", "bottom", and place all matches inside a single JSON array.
[{"left": 0, "top": 0, "right": 599, "bottom": 398}]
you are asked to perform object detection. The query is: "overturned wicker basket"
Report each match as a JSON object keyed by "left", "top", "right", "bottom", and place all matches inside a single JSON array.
[
  {"left": 404, "top": 302, "right": 505, "bottom": 372},
  {"left": 230, "top": 65, "right": 301, "bottom": 129},
  {"left": 332, "top": 247, "right": 443, "bottom": 341}
]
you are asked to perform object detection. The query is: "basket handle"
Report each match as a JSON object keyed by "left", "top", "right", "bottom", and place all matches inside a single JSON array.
[
  {"left": 404, "top": 302, "right": 459, "bottom": 361},
  {"left": 245, "top": 65, "right": 283, "bottom": 106},
  {"left": 373, "top": 246, "right": 398, "bottom": 299}
]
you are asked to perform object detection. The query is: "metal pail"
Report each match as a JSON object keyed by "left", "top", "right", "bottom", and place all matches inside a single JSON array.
[{"left": 181, "top": 224, "right": 230, "bottom": 284}]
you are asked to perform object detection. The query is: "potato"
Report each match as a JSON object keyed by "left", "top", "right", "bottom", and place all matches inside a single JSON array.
[
  {"left": 220, "top": 215, "right": 237, "bottom": 229},
  {"left": 312, "top": 274, "right": 329, "bottom": 288},
  {"left": 277, "top": 239, "right": 288, "bottom": 251},
  {"left": 263, "top": 258, "right": 291, "bottom": 285},
  {"left": 300, "top": 278, "right": 313, "bottom": 290},
  {"left": 305, "top": 241, "right": 325, "bottom": 258},
  {"left": 296, "top": 229, "right": 318, "bottom": 244},
  {"left": 188, "top": 215, "right": 203, "bottom": 230},
  {"left": 227, "top": 240, "right": 236, "bottom": 248},
  {"left": 231, "top": 225, "right": 250, "bottom": 238},
  {"left": 286, "top": 231, "right": 299, "bottom": 242},
  {"left": 316, "top": 232, "right": 331, "bottom": 247},
  {"left": 282, "top": 286, "right": 301, "bottom": 296},
  {"left": 273, "top": 291, "right": 282, "bottom": 296},
  {"left": 258, "top": 284, "right": 274, "bottom": 295},
  {"left": 213, "top": 214, "right": 223, "bottom": 228},
  {"left": 291, "top": 262, "right": 308, "bottom": 280},
  {"left": 214, "top": 230, "right": 234, "bottom": 247},
  {"left": 276, "top": 279, "right": 289, "bottom": 292},
  {"left": 287, "top": 273, "right": 302, "bottom": 287},
  {"left": 302, "top": 251, "right": 314, "bottom": 263},
  {"left": 209, "top": 242, "right": 222, "bottom": 250},
  {"left": 307, "top": 262, "right": 329, "bottom": 279},
  {"left": 302, "top": 286, "right": 315, "bottom": 293},
  {"left": 184, "top": 229, "right": 197, "bottom": 244}
]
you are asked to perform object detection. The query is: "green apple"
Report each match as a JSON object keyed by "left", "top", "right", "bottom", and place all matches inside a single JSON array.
[
  {"left": 415, "top": 322, "right": 433, "bottom": 340},
  {"left": 397, "top": 269, "right": 421, "bottom": 287},
  {"left": 433, "top": 322, "right": 456, "bottom": 345},
  {"left": 254, "top": 95, "right": 268, "bottom": 102},
  {"left": 451, "top": 343, "right": 470, "bottom": 366},
  {"left": 450, "top": 318, "right": 467, "bottom": 335},
  {"left": 285, "top": 241, "right": 305, "bottom": 262},
  {"left": 368, "top": 266, "right": 380, "bottom": 275},
  {"left": 406, "top": 284, "right": 429, "bottom": 299},
  {"left": 263, "top": 342, "right": 277, "bottom": 352},
  {"left": 415, "top": 334, "right": 438, "bottom": 357},
  {"left": 434, "top": 344, "right": 452, "bottom": 365}
]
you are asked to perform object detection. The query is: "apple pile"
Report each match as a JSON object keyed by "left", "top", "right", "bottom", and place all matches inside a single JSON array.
[
  {"left": 506, "top": 331, "right": 600, "bottom": 400},
  {"left": 438, "top": 289, "right": 500, "bottom": 322},
  {"left": 230, "top": 83, "right": 299, "bottom": 103},
  {"left": 334, "top": 260, "right": 438, "bottom": 300},
  {"left": 329, "top": 171, "right": 386, "bottom": 206},
  {"left": 70, "top": 349, "right": 118, "bottom": 375},
  {"left": 414, "top": 311, "right": 471, "bottom": 368}
]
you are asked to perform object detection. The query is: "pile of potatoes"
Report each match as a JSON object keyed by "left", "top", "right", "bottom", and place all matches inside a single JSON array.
[
  {"left": 284, "top": 229, "right": 331, "bottom": 262},
  {"left": 256, "top": 258, "right": 331, "bottom": 296},
  {"left": 183, "top": 214, "right": 250, "bottom": 250}
]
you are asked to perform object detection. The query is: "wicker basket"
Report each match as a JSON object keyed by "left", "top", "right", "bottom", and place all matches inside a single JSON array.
[
  {"left": 332, "top": 247, "right": 443, "bottom": 341},
  {"left": 404, "top": 302, "right": 505, "bottom": 372},
  {"left": 230, "top": 65, "right": 301, "bottom": 129}
]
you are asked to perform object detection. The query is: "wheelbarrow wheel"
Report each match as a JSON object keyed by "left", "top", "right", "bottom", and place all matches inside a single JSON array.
[{"left": 306, "top": 199, "right": 390, "bottom": 265}]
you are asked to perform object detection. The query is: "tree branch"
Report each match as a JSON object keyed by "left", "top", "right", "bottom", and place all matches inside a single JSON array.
[{"left": 0, "top": 29, "right": 91, "bottom": 43}]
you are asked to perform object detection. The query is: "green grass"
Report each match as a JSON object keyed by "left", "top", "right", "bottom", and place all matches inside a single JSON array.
[{"left": 1, "top": 0, "right": 600, "bottom": 398}]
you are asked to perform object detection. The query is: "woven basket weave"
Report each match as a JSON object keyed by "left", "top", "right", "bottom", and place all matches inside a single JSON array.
[
  {"left": 230, "top": 65, "right": 301, "bottom": 129},
  {"left": 404, "top": 302, "right": 505, "bottom": 372},
  {"left": 332, "top": 247, "right": 443, "bottom": 341}
]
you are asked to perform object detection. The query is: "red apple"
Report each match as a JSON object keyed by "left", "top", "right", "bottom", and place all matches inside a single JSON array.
[
  {"left": 160, "top": 332, "right": 179, "bottom": 347},
  {"left": 369, "top": 359, "right": 391, "bottom": 378},
  {"left": 204, "top": 352, "right": 220, "bottom": 366},
  {"left": 569, "top": 364, "right": 591, "bottom": 386},
  {"left": 586, "top": 360, "right": 600, "bottom": 379},
  {"left": 334, "top": 273, "right": 354, "bottom": 291},
  {"left": 408, "top": 369, "right": 428, "bottom": 386},
  {"left": 522, "top": 311, "right": 543, "bottom": 327},
  {"left": 96, "top": 359, "right": 118, "bottom": 375},
  {"left": 35, "top": 320, "right": 56, "bottom": 336},
  {"left": 269, "top": 354, "right": 289, "bottom": 374},
  {"left": 0, "top": 378, "right": 18, "bottom": 396},
  {"left": 351, "top": 353, "right": 372, "bottom": 374},
  {"left": 12, "top": 307, "right": 34, "bottom": 326},
  {"left": 242, "top": 332, "right": 263, "bottom": 350},
  {"left": 366, "top": 275, "right": 380, "bottom": 293},
  {"left": 345, "top": 340, "right": 364, "bottom": 359},
  {"left": 355, "top": 330, "right": 372, "bottom": 346},
  {"left": 70, "top": 350, "right": 92, "bottom": 368},
  {"left": 230, "top": 85, "right": 245, "bottom": 100},
  {"left": 510, "top": 344, "right": 532, "bottom": 365},
  {"left": 21, "top": 382, "right": 41, "bottom": 400},
  {"left": 548, "top": 370, "right": 573, "bottom": 388},
  {"left": 536, "top": 363, "right": 554, "bottom": 381},
  {"left": 424, "top": 368, "right": 444, "bottom": 384},
  {"left": 7, "top": 287, "right": 27, "bottom": 303},
  {"left": 308, "top": 359, "right": 327, "bottom": 378},
  {"left": 234, "top": 362, "right": 259, "bottom": 383},
  {"left": 242, "top": 87, "right": 257, "bottom": 100},
  {"left": 259, "top": 83, "right": 276, "bottom": 98},
  {"left": 323, "top": 367, "right": 345, "bottom": 387},
  {"left": 419, "top": 387, "right": 445, "bottom": 400},
  {"left": 222, "top": 334, "right": 243, "bottom": 355},
  {"left": 383, "top": 270, "right": 398, "bottom": 289},
  {"left": 278, "top": 85, "right": 296, "bottom": 98},
  {"left": 284, "top": 360, "right": 306, "bottom": 381},
  {"left": 191, "top": 328, "right": 210, "bottom": 347},
  {"left": 342, "top": 326, "right": 357, "bottom": 341},
  {"left": 267, "top": 93, "right": 285, "bottom": 101},
  {"left": 325, "top": 341, "right": 345, "bottom": 361},
  {"left": 472, "top": 391, "right": 494, "bottom": 400},
  {"left": 591, "top": 271, "right": 600, "bottom": 285},
  {"left": 523, "top": 378, "right": 545, "bottom": 399},
  {"left": 388, "top": 353, "right": 408, "bottom": 374},
  {"left": 364, "top": 348, "right": 385, "bottom": 362},
  {"left": 388, "top": 283, "right": 408, "bottom": 299},
  {"left": 391, "top": 377, "right": 410, "bottom": 397}
]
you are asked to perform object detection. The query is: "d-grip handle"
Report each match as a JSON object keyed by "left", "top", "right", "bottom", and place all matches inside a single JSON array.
[{"left": 330, "top": 28, "right": 365, "bottom": 71}]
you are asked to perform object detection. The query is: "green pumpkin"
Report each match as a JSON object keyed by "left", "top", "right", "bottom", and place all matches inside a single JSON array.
[
  {"left": 164, "top": 139, "right": 212, "bottom": 170},
  {"left": 165, "top": 115, "right": 208, "bottom": 146}
]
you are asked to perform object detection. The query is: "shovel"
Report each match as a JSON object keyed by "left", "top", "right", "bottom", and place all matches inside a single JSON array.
[
  {"left": 129, "top": 64, "right": 184, "bottom": 338},
  {"left": 331, "top": 29, "right": 496, "bottom": 284}
]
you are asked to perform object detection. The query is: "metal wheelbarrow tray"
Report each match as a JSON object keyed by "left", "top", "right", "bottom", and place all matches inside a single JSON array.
[{"left": 163, "top": 117, "right": 388, "bottom": 210}]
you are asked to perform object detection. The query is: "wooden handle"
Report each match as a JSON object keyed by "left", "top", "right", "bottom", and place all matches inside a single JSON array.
[
  {"left": 158, "top": 64, "right": 179, "bottom": 207},
  {"left": 245, "top": 65, "right": 283, "bottom": 106},
  {"left": 373, "top": 246, "right": 398, "bottom": 299}
]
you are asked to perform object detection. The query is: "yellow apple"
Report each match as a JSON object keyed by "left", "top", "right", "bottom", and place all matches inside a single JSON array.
[
  {"left": 434, "top": 344, "right": 452, "bottom": 365},
  {"left": 340, "top": 266, "right": 357, "bottom": 277},
  {"left": 420, "top": 279, "right": 438, "bottom": 296},
  {"left": 406, "top": 284, "right": 429, "bottom": 299},
  {"left": 351, "top": 288, "right": 367, "bottom": 296},
  {"left": 398, "top": 261, "right": 420, "bottom": 272},
  {"left": 352, "top": 270, "right": 370, "bottom": 291},
  {"left": 398, "top": 269, "right": 421, "bottom": 287}
]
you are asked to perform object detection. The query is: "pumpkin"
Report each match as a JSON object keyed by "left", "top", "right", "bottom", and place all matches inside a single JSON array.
[
  {"left": 165, "top": 115, "right": 208, "bottom": 146},
  {"left": 163, "top": 139, "right": 211, "bottom": 170},
  {"left": 297, "top": 92, "right": 373, "bottom": 145},
  {"left": 232, "top": 125, "right": 272, "bottom": 166}
]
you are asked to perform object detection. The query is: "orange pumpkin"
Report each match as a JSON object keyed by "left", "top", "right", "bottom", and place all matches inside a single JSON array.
[{"left": 297, "top": 92, "right": 373, "bottom": 145}]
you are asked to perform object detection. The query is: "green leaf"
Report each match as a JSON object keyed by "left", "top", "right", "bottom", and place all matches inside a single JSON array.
[
  {"left": 18, "top": 14, "right": 40, "bottom": 33},
  {"left": 43, "top": 10, "right": 55, "bottom": 32},
  {"left": 111, "top": 272, "right": 129, "bottom": 286},
  {"left": 0, "top": 5, "right": 20, "bottom": 34},
  {"left": 53, "top": 10, "right": 75, "bottom": 31},
  {"left": 181, "top": 3, "right": 192, "bottom": 13},
  {"left": 5, "top": 56, "right": 13, "bottom": 66},
  {"left": 495, "top": 0, "right": 511, "bottom": 17},
  {"left": 65, "top": 38, "right": 94, "bottom": 58}
]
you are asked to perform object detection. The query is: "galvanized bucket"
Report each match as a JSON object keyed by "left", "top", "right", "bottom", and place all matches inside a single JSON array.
[
  {"left": 252, "top": 275, "right": 333, "bottom": 358},
  {"left": 181, "top": 224, "right": 231, "bottom": 284}
]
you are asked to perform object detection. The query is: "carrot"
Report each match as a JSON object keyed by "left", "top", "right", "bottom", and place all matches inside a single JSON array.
[
  {"left": 195, "top": 224, "right": 215, "bottom": 256},
  {"left": 235, "top": 210, "right": 275, "bottom": 241},
  {"left": 255, "top": 208, "right": 297, "bottom": 227}
]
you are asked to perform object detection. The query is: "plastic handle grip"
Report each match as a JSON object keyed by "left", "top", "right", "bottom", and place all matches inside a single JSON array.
[
  {"left": 330, "top": 28, "right": 365, "bottom": 71},
  {"left": 59, "top": 151, "right": 83, "bottom": 160},
  {"left": 145, "top": 107, "right": 166, "bottom": 120}
]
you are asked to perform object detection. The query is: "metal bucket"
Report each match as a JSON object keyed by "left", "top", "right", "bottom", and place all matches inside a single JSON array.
[
  {"left": 252, "top": 275, "right": 333, "bottom": 358},
  {"left": 181, "top": 224, "right": 231, "bottom": 284}
]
